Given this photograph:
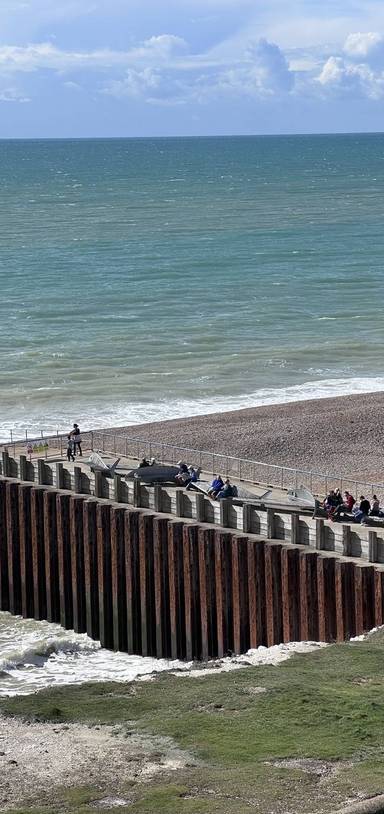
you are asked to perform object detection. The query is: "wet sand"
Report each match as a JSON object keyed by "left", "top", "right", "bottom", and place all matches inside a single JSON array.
[{"left": 107, "top": 392, "right": 384, "bottom": 484}]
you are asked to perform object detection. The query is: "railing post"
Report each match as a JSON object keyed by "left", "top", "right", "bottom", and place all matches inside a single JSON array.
[{"left": 267, "top": 508, "right": 275, "bottom": 539}]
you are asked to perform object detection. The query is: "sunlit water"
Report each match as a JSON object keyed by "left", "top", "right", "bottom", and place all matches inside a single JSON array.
[{"left": 1, "top": 134, "right": 384, "bottom": 440}]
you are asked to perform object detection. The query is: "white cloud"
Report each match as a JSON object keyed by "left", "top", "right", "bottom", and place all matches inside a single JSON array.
[
  {"left": 0, "top": 87, "right": 30, "bottom": 102},
  {"left": 317, "top": 54, "right": 384, "bottom": 99},
  {"left": 344, "top": 31, "right": 384, "bottom": 59}
]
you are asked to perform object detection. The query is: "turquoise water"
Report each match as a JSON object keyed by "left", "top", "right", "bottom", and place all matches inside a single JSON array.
[{"left": 1, "top": 134, "right": 384, "bottom": 440}]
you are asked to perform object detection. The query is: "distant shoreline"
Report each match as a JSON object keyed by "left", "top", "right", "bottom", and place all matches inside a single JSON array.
[{"left": 105, "top": 391, "right": 384, "bottom": 485}]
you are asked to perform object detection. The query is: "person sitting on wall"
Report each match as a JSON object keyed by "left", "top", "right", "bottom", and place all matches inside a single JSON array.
[
  {"left": 332, "top": 491, "right": 355, "bottom": 520},
  {"left": 139, "top": 457, "right": 150, "bottom": 468},
  {"left": 207, "top": 475, "right": 224, "bottom": 498},
  {"left": 324, "top": 489, "right": 340, "bottom": 518},
  {"left": 185, "top": 466, "right": 199, "bottom": 489},
  {"left": 216, "top": 479, "right": 234, "bottom": 500},
  {"left": 370, "top": 495, "right": 381, "bottom": 517},
  {"left": 175, "top": 461, "right": 190, "bottom": 485},
  {"left": 352, "top": 495, "right": 371, "bottom": 524}
]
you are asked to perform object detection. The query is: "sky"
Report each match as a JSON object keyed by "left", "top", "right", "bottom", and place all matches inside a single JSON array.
[{"left": 1, "top": 0, "right": 384, "bottom": 137}]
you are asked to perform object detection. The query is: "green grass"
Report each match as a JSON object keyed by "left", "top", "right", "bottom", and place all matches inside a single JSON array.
[{"left": 3, "top": 632, "right": 384, "bottom": 813}]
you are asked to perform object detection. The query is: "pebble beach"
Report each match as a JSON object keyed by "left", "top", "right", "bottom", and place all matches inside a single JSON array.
[{"left": 107, "top": 392, "right": 384, "bottom": 486}]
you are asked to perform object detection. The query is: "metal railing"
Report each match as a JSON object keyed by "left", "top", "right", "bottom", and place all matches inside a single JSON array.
[{"left": 2, "top": 427, "right": 384, "bottom": 499}]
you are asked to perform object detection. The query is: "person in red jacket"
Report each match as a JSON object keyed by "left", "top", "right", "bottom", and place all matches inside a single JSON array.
[{"left": 332, "top": 491, "right": 355, "bottom": 519}]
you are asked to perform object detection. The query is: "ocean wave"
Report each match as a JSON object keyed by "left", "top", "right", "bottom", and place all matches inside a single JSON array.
[{"left": 1, "top": 376, "right": 384, "bottom": 443}]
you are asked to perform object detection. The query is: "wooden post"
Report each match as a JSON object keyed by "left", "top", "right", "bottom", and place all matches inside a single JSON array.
[
  {"left": 317, "top": 556, "right": 336, "bottom": 642},
  {"left": 183, "top": 525, "right": 200, "bottom": 661},
  {"left": 214, "top": 530, "right": 233, "bottom": 658},
  {"left": 2, "top": 450, "right": 10, "bottom": 477},
  {"left": 97, "top": 503, "right": 113, "bottom": 649},
  {"left": 232, "top": 536, "right": 249, "bottom": 655},
  {"left": 6, "top": 482, "right": 21, "bottom": 615},
  {"left": 31, "top": 487, "right": 47, "bottom": 620},
  {"left": 83, "top": 500, "right": 99, "bottom": 641},
  {"left": 56, "top": 493, "right": 73, "bottom": 630},
  {"left": 168, "top": 521, "right": 185, "bottom": 659},
  {"left": 111, "top": 507, "right": 127, "bottom": 652},
  {"left": 139, "top": 513, "right": 156, "bottom": 657},
  {"left": 265, "top": 543, "right": 283, "bottom": 646},
  {"left": 374, "top": 570, "right": 384, "bottom": 627},
  {"left": 247, "top": 539, "right": 267, "bottom": 648},
  {"left": 299, "top": 551, "right": 319, "bottom": 641},
  {"left": 281, "top": 547, "right": 300, "bottom": 643},
  {"left": 124, "top": 509, "right": 141, "bottom": 654},
  {"left": 219, "top": 498, "right": 230, "bottom": 528},
  {"left": 0, "top": 480, "right": 9, "bottom": 611},
  {"left": 43, "top": 490, "right": 60, "bottom": 623},
  {"left": 19, "top": 483, "right": 34, "bottom": 618},
  {"left": 335, "top": 561, "right": 355, "bottom": 641},
  {"left": 153, "top": 517, "right": 171, "bottom": 659},
  {"left": 198, "top": 527, "right": 216, "bottom": 660},
  {"left": 70, "top": 496, "right": 86, "bottom": 633}
]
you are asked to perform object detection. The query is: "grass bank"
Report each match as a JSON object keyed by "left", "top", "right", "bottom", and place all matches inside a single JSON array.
[{"left": 2, "top": 632, "right": 384, "bottom": 814}]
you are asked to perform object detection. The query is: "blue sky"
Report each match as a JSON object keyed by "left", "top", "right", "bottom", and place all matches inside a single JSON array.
[{"left": 2, "top": 0, "right": 384, "bottom": 136}]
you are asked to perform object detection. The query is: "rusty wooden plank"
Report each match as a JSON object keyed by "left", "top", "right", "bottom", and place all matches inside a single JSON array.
[
  {"left": 18, "top": 484, "right": 33, "bottom": 619},
  {"left": 31, "top": 487, "right": 47, "bottom": 621},
  {"left": 168, "top": 521, "right": 185, "bottom": 660},
  {"left": 43, "top": 490, "right": 59, "bottom": 623},
  {"left": 198, "top": 527, "right": 216, "bottom": 660},
  {"left": 281, "top": 547, "right": 300, "bottom": 643},
  {"left": 70, "top": 496, "right": 86, "bottom": 633},
  {"left": 83, "top": 500, "right": 99, "bottom": 640},
  {"left": 124, "top": 509, "right": 141, "bottom": 654},
  {"left": 361, "top": 565, "right": 375, "bottom": 634},
  {"left": 374, "top": 570, "right": 384, "bottom": 627},
  {"left": 299, "top": 551, "right": 319, "bottom": 641},
  {"left": 183, "top": 525, "right": 200, "bottom": 661},
  {"left": 335, "top": 561, "right": 355, "bottom": 641},
  {"left": 317, "top": 556, "right": 336, "bottom": 642},
  {"left": 97, "top": 503, "right": 113, "bottom": 649},
  {"left": 0, "top": 480, "right": 9, "bottom": 611},
  {"left": 265, "top": 543, "right": 283, "bottom": 647},
  {"left": 6, "top": 481, "right": 21, "bottom": 616},
  {"left": 214, "top": 530, "right": 233, "bottom": 658},
  {"left": 354, "top": 566, "right": 364, "bottom": 637},
  {"left": 232, "top": 536, "right": 249, "bottom": 655},
  {"left": 153, "top": 516, "right": 170, "bottom": 659},
  {"left": 247, "top": 540, "right": 266, "bottom": 648},
  {"left": 111, "top": 507, "right": 127, "bottom": 652},
  {"left": 139, "top": 513, "right": 156, "bottom": 657},
  {"left": 56, "top": 492, "right": 72, "bottom": 629}
]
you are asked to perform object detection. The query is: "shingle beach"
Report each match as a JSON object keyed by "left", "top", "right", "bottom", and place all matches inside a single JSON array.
[{"left": 108, "top": 392, "right": 384, "bottom": 484}]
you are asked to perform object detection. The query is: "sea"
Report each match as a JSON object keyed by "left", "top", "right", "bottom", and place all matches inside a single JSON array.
[
  {"left": 0, "top": 133, "right": 384, "bottom": 692},
  {"left": 1, "top": 133, "right": 384, "bottom": 443}
]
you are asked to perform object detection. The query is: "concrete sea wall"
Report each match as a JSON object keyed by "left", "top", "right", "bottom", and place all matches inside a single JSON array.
[{"left": 1, "top": 476, "right": 384, "bottom": 660}]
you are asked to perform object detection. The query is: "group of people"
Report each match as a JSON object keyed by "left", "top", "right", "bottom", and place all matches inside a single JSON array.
[
  {"left": 66, "top": 424, "right": 82, "bottom": 462},
  {"left": 176, "top": 461, "right": 200, "bottom": 487},
  {"left": 323, "top": 489, "right": 383, "bottom": 524},
  {"left": 207, "top": 475, "right": 238, "bottom": 500}
]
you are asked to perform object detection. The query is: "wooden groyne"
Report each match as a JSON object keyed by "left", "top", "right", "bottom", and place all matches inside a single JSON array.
[{"left": 1, "top": 475, "right": 383, "bottom": 660}]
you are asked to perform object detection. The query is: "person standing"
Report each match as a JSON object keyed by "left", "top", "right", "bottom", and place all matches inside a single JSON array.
[
  {"left": 71, "top": 423, "right": 82, "bottom": 457},
  {"left": 66, "top": 435, "right": 75, "bottom": 462}
]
